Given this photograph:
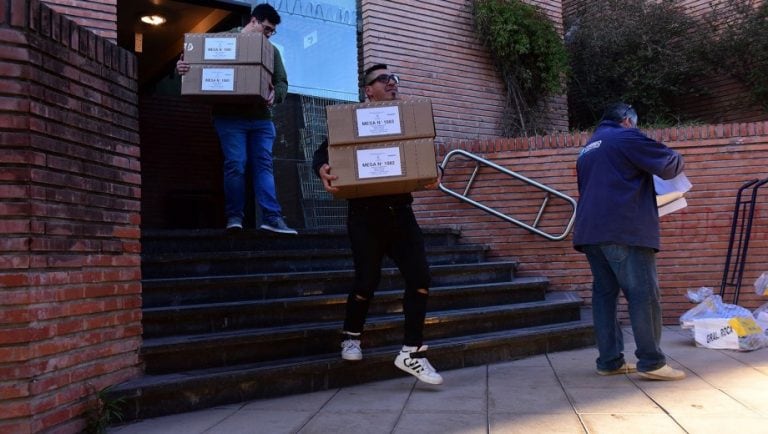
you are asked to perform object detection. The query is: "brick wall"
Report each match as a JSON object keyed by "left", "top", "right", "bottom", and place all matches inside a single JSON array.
[
  {"left": 0, "top": 1, "right": 140, "bottom": 433},
  {"left": 414, "top": 122, "right": 768, "bottom": 325},
  {"left": 39, "top": 0, "right": 116, "bottom": 40},
  {"left": 360, "top": 0, "right": 569, "bottom": 140}
]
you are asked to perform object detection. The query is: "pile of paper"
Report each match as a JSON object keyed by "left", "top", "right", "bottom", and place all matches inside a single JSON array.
[{"left": 654, "top": 173, "right": 692, "bottom": 217}]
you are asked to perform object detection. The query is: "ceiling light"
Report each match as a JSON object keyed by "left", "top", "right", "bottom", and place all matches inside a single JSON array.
[{"left": 140, "top": 15, "right": 166, "bottom": 26}]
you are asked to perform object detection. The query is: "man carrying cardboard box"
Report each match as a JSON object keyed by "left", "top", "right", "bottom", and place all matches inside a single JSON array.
[
  {"left": 176, "top": 3, "right": 296, "bottom": 234},
  {"left": 312, "top": 64, "right": 443, "bottom": 385}
]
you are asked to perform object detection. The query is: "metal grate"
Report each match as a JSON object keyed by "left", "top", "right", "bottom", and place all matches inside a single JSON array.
[
  {"left": 297, "top": 162, "right": 347, "bottom": 228},
  {"left": 297, "top": 95, "right": 349, "bottom": 228}
]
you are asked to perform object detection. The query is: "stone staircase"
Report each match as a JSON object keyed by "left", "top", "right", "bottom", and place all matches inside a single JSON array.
[{"left": 112, "top": 227, "right": 594, "bottom": 420}]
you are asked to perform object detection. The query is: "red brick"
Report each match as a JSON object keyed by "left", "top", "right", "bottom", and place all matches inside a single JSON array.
[
  {"left": 10, "top": 0, "right": 27, "bottom": 28},
  {"left": 0, "top": 345, "right": 31, "bottom": 363},
  {"left": 0, "top": 380, "right": 31, "bottom": 400},
  {"left": 0, "top": 272, "right": 31, "bottom": 288}
]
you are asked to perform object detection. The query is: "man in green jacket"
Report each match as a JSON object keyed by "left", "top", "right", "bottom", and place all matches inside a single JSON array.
[{"left": 177, "top": 3, "right": 295, "bottom": 234}]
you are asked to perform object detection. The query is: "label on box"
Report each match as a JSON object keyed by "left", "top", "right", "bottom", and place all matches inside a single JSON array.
[
  {"left": 201, "top": 68, "right": 235, "bottom": 92},
  {"left": 356, "top": 147, "right": 402, "bottom": 179},
  {"left": 203, "top": 37, "right": 238, "bottom": 60},
  {"left": 355, "top": 106, "right": 402, "bottom": 137}
]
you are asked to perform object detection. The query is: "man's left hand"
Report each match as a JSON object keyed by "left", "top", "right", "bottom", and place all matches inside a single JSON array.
[
  {"left": 422, "top": 172, "right": 442, "bottom": 190},
  {"left": 266, "top": 83, "right": 275, "bottom": 106}
]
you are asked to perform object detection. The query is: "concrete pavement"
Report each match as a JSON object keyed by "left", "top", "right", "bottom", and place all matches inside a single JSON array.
[{"left": 109, "top": 326, "right": 768, "bottom": 433}]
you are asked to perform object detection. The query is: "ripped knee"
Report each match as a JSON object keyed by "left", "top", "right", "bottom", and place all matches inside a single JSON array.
[
  {"left": 351, "top": 288, "right": 372, "bottom": 301},
  {"left": 416, "top": 288, "right": 429, "bottom": 296}
]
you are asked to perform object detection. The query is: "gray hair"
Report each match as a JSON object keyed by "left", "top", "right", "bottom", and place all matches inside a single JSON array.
[{"left": 602, "top": 102, "right": 637, "bottom": 126}]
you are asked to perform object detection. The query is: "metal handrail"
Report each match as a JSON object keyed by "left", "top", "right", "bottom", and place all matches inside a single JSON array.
[
  {"left": 719, "top": 178, "right": 768, "bottom": 304},
  {"left": 438, "top": 149, "right": 577, "bottom": 241}
]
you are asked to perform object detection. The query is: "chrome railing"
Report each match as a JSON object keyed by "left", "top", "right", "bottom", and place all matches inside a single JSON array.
[{"left": 438, "top": 149, "right": 577, "bottom": 241}]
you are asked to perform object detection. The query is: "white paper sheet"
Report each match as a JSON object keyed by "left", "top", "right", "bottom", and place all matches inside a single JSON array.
[{"left": 654, "top": 172, "right": 692, "bottom": 217}]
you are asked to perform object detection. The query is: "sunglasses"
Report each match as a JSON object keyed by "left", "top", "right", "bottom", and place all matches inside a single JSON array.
[
  {"left": 367, "top": 73, "right": 400, "bottom": 86},
  {"left": 260, "top": 21, "right": 277, "bottom": 37}
]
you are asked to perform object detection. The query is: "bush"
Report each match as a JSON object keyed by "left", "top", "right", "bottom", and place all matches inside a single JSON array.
[
  {"left": 473, "top": 0, "right": 569, "bottom": 136},
  {"left": 704, "top": 0, "right": 768, "bottom": 110},
  {"left": 565, "top": 0, "right": 712, "bottom": 129}
]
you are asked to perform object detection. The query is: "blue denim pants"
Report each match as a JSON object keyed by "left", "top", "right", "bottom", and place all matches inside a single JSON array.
[
  {"left": 581, "top": 244, "right": 666, "bottom": 372},
  {"left": 212, "top": 117, "right": 282, "bottom": 222}
]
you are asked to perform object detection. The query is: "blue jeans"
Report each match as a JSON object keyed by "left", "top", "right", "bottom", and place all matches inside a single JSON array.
[
  {"left": 582, "top": 244, "right": 666, "bottom": 372},
  {"left": 212, "top": 117, "right": 282, "bottom": 222}
]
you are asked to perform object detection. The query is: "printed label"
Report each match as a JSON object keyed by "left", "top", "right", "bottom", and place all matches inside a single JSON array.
[
  {"left": 356, "top": 106, "right": 402, "bottom": 137},
  {"left": 200, "top": 68, "right": 235, "bottom": 92},
  {"left": 356, "top": 147, "right": 402, "bottom": 179},
  {"left": 204, "top": 37, "right": 238, "bottom": 60}
]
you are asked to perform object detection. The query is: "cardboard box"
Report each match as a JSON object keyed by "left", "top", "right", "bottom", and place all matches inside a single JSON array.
[
  {"left": 325, "top": 99, "right": 437, "bottom": 199},
  {"left": 183, "top": 33, "right": 274, "bottom": 72},
  {"left": 326, "top": 98, "right": 436, "bottom": 146},
  {"left": 328, "top": 138, "right": 438, "bottom": 199},
  {"left": 181, "top": 64, "right": 271, "bottom": 103}
]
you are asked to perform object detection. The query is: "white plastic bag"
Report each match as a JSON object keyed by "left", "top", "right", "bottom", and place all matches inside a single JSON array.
[
  {"left": 754, "top": 272, "right": 768, "bottom": 296},
  {"left": 692, "top": 316, "right": 766, "bottom": 350},
  {"left": 686, "top": 286, "right": 713, "bottom": 304},
  {"left": 680, "top": 287, "right": 767, "bottom": 351},
  {"left": 754, "top": 302, "right": 768, "bottom": 330},
  {"left": 680, "top": 289, "right": 752, "bottom": 329}
]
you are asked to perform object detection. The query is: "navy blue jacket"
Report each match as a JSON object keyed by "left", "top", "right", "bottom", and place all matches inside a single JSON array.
[{"left": 573, "top": 121, "right": 684, "bottom": 251}]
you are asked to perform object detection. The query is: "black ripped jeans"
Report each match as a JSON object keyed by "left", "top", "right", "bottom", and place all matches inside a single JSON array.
[{"left": 344, "top": 202, "right": 431, "bottom": 347}]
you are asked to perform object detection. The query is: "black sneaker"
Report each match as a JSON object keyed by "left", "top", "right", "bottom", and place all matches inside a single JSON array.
[{"left": 260, "top": 217, "right": 297, "bottom": 235}]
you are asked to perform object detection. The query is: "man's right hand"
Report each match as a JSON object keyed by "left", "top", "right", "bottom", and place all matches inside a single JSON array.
[
  {"left": 318, "top": 164, "right": 339, "bottom": 193},
  {"left": 176, "top": 54, "right": 190, "bottom": 76}
]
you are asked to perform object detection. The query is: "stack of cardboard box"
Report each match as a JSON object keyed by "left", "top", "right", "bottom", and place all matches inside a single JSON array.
[
  {"left": 325, "top": 98, "right": 438, "bottom": 199},
  {"left": 180, "top": 32, "right": 274, "bottom": 103}
]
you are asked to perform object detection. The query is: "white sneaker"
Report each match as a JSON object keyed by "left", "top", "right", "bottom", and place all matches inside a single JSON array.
[
  {"left": 637, "top": 364, "right": 686, "bottom": 381},
  {"left": 341, "top": 339, "right": 362, "bottom": 361},
  {"left": 394, "top": 345, "right": 443, "bottom": 385}
]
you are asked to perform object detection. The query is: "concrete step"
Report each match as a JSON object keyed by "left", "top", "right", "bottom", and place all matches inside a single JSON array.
[
  {"left": 112, "top": 318, "right": 595, "bottom": 421},
  {"left": 141, "top": 277, "right": 549, "bottom": 338},
  {"left": 140, "top": 227, "right": 463, "bottom": 255},
  {"left": 141, "top": 261, "right": 518, "bottom": 307},
  {"left": 140, "top": 243, "right": 491, "bottom": 278},
  {"left": 141, "top": 292, "right": 581, "bottom": 374}
]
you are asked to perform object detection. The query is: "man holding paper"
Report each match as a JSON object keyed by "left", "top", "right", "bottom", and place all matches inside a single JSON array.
[
  {"left": 312, "top": 64, "right": 442, "bottom": 385},
  {"left": 573, "top": 102, "right": 686, "bottom": 381}
]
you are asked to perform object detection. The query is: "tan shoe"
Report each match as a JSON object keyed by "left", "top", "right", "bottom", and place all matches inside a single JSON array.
[
  {"left": 596, "top": 362, "right": 637, "bottom": 376},
  {"left": 637, "top": 364, "right": 686, "bottom": 381}
]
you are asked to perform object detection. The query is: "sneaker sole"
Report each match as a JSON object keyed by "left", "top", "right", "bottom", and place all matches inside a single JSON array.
[
  {"left": 259, "top": 225, "right": 297, "bottom": 235},
  {"left": 596, "top": 368, "right": 637, "bottom": 376},
  {"left": 341, "top": 354, "right": 362, "bottom": 361},
  {"left": 637, "top": 371, "right": 686, "bottom": 381},
  {"left": 394, "top": 361, "right": 444, "bottom": 385}
]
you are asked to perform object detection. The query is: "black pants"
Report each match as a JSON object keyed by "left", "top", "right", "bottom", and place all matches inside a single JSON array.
[{"left": 344, "top": 203, "right": 431, "bottom": 346}]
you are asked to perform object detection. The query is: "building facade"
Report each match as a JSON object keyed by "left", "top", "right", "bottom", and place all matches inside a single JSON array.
[{"left": 2, "top": 0, "right": 767, "bottom": 432}]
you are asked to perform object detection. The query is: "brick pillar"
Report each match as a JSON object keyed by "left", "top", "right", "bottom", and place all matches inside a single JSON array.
[{"left": 0, "top": 1, "right": 142, "bottom": 433}]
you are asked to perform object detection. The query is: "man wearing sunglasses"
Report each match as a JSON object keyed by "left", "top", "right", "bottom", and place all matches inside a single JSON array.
[
  {"left": 311, "top": 64, "right": 443, "bottom": 385},
  {"left": 573, "top": 102, "right": 686, "bottom": 381},
  {"left": 176, "top": 4, "right": 295, "bottom": 234}
]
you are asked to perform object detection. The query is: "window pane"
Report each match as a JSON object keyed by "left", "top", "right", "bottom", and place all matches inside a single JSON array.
[{"left": 267, "top": 0, "right": 358, "bottom": 101}]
